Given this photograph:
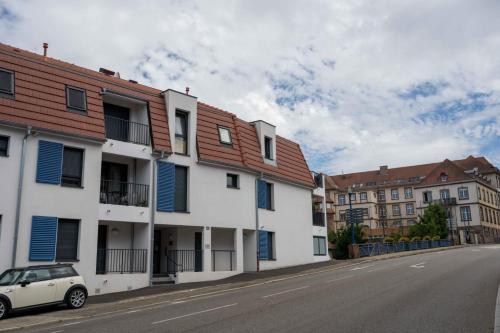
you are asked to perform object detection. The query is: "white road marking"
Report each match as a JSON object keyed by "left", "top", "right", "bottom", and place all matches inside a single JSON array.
[
  {"left": 480, "top": 245, "right": 500, "bottom": 249},
  {"left": 151, "top": 303, "right": 238, "bottom": 325},
  {"left": 60, "top": 321, "right": 82, "bottom": 326},
  {"left": 410, "top": 262, "right": 426, "bottom": 269},
  {"left": 325, "top": 275, "right": 354, "bottom": 283},
  {"left": 262, "top": 285, "right": 310, "bottom": 298},
  {"left": 49, "top": 331, "right": 64, "bottom": 333},
  {"left": 350, "top": 264, "right": 375, "bottom": 271}
]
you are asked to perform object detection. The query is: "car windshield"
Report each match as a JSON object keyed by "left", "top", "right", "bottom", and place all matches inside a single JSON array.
[{"left": 0, "top": 269, "right": 23, "bottom": 286}]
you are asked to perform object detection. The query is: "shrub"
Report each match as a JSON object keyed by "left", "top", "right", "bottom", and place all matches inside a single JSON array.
[
  {"left": 411, "top": 236, "right": 421, "bottom": 241},
  {"left": 384, "top": 237, "right": 394, "bottom": 243},
  {"left": 391, "top": 233, "right": 401, "bottom": 241},
  {"left": 423, "top": 235, "right": 432, "bottom": 241},
  {"left": 399, "top": 236, "right": 410, "bottom": 242},
  {"left": 431, "top": 235, "right": 441, "bottom": 241}
]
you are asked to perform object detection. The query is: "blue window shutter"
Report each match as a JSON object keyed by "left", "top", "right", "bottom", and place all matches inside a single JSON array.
[
  {"left": 257, "top": 180, "right": 267, "bottom": 209},
  {"left": 30, "top": 216, "right": 57, "bottom": 261},
  {"left": 157, "top": 161, "right": 175, "bottom": 212},
  {"left": 259, "top": 230, "right": 268, "bottom": 260},
  {"left": 36, "top": 140, "right": 63, "bottom": 184}
]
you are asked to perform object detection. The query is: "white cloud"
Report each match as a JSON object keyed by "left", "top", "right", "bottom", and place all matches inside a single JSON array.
[{"left": 1, "top": 0, "right": 499, "bottom": 173}]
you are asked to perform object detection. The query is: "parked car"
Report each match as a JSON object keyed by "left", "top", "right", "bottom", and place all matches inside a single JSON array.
[{"left": 0, "top": 264, "right": 87, "bottom": 320}]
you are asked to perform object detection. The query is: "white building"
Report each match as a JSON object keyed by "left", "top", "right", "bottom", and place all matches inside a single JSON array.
[{"left": 0, "top": 43, "right": 328, "bottom": 295}]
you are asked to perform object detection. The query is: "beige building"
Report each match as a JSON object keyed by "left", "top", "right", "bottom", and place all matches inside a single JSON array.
[{"left": 326, "top": 156, "right": 500, "bottom": 244}]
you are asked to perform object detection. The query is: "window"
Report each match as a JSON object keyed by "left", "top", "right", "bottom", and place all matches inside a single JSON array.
[
  {"left": 0, "top": 68, "right": 14, "bottom": 98},
  {"left": 266, "top": 182, "right": 273, "bottom": 210},
  {"left": 175, "top": 111, "right": 188, "bottom": 155},
  {"left": 378, "top": 190, "right": 386, "bottom": 201},
  {"left": 0, "top": 135, "right": 9, "bottom": 156},
  {"left": 20, "top": 268, "right": 52, "bottom": 283},
  {"left": 480, "top": 207, "right": 484, "bottom": 221},
  {"left": 360, "top": 192, "right": 367, "bottom": 201},
  {"left": 392, "top": 204, "right": 401, "bottom": 216},
  {"left": 217, "top": 126, "right": 232, "bottom": 145},
  {"left": 66, "top": 86, "right": 87, "bottom": 113},
  {"left": 458, "top": 187, "right": 469, "bottom": 200},
  {"left": 362, "top": 208, "right": 369, "bottom": 216},
  {"left": 379, "top": 206, "right": 387, "bottom": 217},
  {"left": 338, "top": 195, "right": 346, "bottom": 205},
  {"left": 460, "top": 206, "right": 472, "bottom": 221},
  {"left": 50, "top": 266, "right": 77, "bottom": 279},
  {"left": 259, "top": 231, "right": 275, "bottom": 260},
  {"left": 423, "top": 191, "right": 432, "bottom": 203},
  {"left": 391, "top": 189, "right": 399, "bottom": 200},
  {"left": 56, "top": 219, "right": 79, "bottom": 261},
  {"left": 406, "top": 203, "right": 415, "bottom": 215},
  {"left": 313, "top": 236, "right": 327, "bottom": 256},
  {"left": 366, "top": 181, "right": 376, "bottom": 186},
  {"left": 440, "top": 189, "right": 450, "bottom": 199},
  {"left": 264, "top": 136, "right": 273, "bottom": 160},
  {"left": 404, "top": 187, "right": 413, "bottom": 199},
  {"left": 440, "top": 173, "right": 448, "bottom": 182},
  {"left": 226, "top": 173, "right": 239, "bottom": 189},
  {"left": 175, "top": 165, "right": 188, "bottom": 212},
  {"left": 61, "top": 147, "right": 83, "bottom": 187},
  {"left": 349, "top": 193, "right": 356, "bottom": 202},
  {"left": 478, "top": 187, "right": 482, "bottom": 200}
]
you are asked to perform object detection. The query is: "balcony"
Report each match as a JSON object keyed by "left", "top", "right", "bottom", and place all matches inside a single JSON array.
[
  {"left": 104, "top": 115, "right": 150, "bottom": 146},
  {"left": 100, "top": 180, "right": 149, "bottom": 207},
  {"left": 96, "top": 249, "right": 148, "bottom": 274},
  {"left": 432, "top": 198, "right": 457, "bottom": 206},
  {"left": 313, "top": 212, "right": 325, "bottom": 226}
]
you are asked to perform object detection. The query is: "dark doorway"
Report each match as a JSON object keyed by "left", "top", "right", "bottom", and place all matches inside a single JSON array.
[
  {"left": 153, "top": 230, "right": 162, "bottom": 274},
  {"left": 96, "top": 225, "right": 108, "bottom": 274},
  {"left": 194, "top": 232, "right": 203, "bottom": 272},
  {"left": 104, "top": 103, "right": 130, "bottom": 142},
  {"left": 101, "top": 162, "right": 128, "bottom": 205}
]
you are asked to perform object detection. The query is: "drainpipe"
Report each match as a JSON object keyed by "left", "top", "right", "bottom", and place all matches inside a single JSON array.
[
  {"left": 255, "top": 172, "right": 263, "bottom": 272},
  {"left": 149, "top": 151, "right": 164, "bottom": 286},
  {"left": 12, "top": 126, "right": 32, "bottom": 268}
]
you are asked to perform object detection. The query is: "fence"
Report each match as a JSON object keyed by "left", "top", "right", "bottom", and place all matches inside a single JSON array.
[
  {"left": 100, "top": 180, "right": 149, "bottom": 207},
  {"left": 358, "top": 239, "right": 453, "bottom": 257},
  {"left": 211, "top": 250, "right": 236, "bottom": 271},
  {"left": 166, "top": 250, "right": 204, "bottom": 274},
  {"left": 96, "top": 249, "right": 148, "bottom": 274},
  {"left": 104, "top": 115, "right": 150, "bottom": 146}
]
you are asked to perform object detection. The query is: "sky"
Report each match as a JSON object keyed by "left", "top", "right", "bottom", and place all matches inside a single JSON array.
[{"left": 1, "top": 0, "right": 499, "bottom": 174}]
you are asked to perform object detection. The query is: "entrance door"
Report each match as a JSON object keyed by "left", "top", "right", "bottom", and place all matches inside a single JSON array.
[
  {"left": 96, "top": 225, "right": 108, "bottom": 274},
  {"left": 194, "top": 232, "right": 202, "bottom": 272},
  {"left": 153, "top": 230, "right": 162, "bottom": 274}
]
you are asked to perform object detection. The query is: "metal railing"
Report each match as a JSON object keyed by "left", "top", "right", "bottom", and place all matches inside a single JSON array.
[
  {"left": 166, "top": 250, "right": 203, "bottom": 274},
  {"left": 100, "top": 180, "right": 149, "bottom": 207},
  {"left": 432, "top": 198, "right": 457, "bottom": 206},
  {"left": 96, "top": 249, "right": 148, "bottom": 274},
  {"left": 313, "top": 212, "right": 325, "bottom": 226},
  {"left": 358, "top": 239, "right": 453, "bottom": 257},
  {"left": 104, "top": 115, "right": 150, "bottom": 146},
  {"left": 211, "top": 250, "right": 235, "bottom": 271}
]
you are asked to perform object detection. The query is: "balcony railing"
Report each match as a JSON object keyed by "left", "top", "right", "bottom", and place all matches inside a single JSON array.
[
  {"left": 166, "top": 250, "right": 203, "bottom": 274},
  {"left": 104, "top": 115, "right": 150, "bottom": 146},
  {"left": 313, "top": 212, "right": 325, "bottom": 226},
  {"left": 100, "top": 180, "right": 149, "bottom": 207},
  {"left": 432, "top": 198, "right": 457, "bottom": 206},
  {"left": 96, "top": 249, "right": 148, "bottom": 274},
  {"left": 211, "top": 250, "right": 235, "bottom": 271}
]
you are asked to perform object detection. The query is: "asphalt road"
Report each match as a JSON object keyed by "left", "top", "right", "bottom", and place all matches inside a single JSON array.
[{"left": 7, "top": 246, "right": 500, "bottom": 333}]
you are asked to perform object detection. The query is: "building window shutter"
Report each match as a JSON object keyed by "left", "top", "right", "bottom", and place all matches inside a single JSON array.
[
  {"left": 257, "top": 180, "right": 267, "bottom": 209},
  {"left": 259, "top": 230, "right": 268, "bottom": 260},
  {"left": 30, "top": 216, "right": 58, "bottom": 261},
  {"left": 36, "top": 140, "right": 63, "bottom": 184},
  {"left": 157, "top": 161, "right": 175, "bottom": 212}
]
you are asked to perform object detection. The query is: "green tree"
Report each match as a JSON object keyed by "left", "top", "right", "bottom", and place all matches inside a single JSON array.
[
  {"left": 409, "top": 203, "right": 448, "bottom": 239},
  {"left": 329, "top": 224, "right": 364, "bottom": 259}
]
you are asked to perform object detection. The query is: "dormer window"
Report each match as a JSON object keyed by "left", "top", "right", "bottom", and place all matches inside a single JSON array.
[
  {"left": 66, "top": 86, "right": 87, "bottom": 113},
  {"left": 264, "top": 136, "right": 273, "bottom": 160},
  {"left": 175, "top": 111, "right": 188, "bottom": 155},
  {"left": 218, "top": 126, "right": 232, "bottom": 145},
  {"left": 440, "top": 173, "right": 448, "bottom": 182},
  {"left": 0, "top": 68, "right": 14, "bottom": 98}
]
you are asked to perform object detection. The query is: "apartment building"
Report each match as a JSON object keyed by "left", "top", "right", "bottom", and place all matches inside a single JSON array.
[
  {"left": 326, "top": 157, "right": 500, "bottom": 244},
  {"left": 0, "top": 43, "right": 328, "bottom": 295}
]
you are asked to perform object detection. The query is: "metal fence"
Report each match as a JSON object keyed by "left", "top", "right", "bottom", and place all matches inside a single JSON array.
[
  {"left": 358, "top": 239, "right": 453, "bottom": 257},
  {"left": 166, "top": 250, "right": 204, "bottom": 274},
  {"left": 104, "top": 115, "right": 150, "bottom": 146},
  {"left": 100, "top": 180, "right": 149, "bottom": 207},
  {"left": 211, "top": 250, "right": 235, "bottom": 271},
  {"left": 312, "top": 212, "right": 325, "bottom": 226},
  {"left": 96, "top": 249, "right": 148, "bottom": 274}
]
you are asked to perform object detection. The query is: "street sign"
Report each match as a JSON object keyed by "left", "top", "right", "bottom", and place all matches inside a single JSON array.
[{"left": 346, "top": 208, "right": 364, "bottom": 224}]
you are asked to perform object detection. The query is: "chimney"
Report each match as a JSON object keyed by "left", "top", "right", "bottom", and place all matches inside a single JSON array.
[
  {"left": 379, "top": 165, "right": 388, "bottom": 175},
  {"left": 185, "top": 87, "right": 190, "bottom": 95},
  {"left": 43, "top": 42, "right": 48, "bottom": 58},
  {"left": 99, "top": 68, "right": 115, "bottom": 76}
]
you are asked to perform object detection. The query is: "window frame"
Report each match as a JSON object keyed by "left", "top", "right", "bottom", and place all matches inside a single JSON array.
[
  {"left": 175, "top": 110, "right": 189, "bottom": 155},
  {"left": 404, "top": 187, "right": 413, "bottom": 199},
  {"left": 359, "top": 192, "right": 367, "bottom": 201},
  {"left": 392, "top": 204, "right": 401, "bottom": 216},
  {"left": 391, "top": 189, "right": 399, "bottom": 200},
  {"left": 55, "top": 219, "right": 80, "bottom": 262},
  {"left": 0, "top": 135, "right": 9, "bottom": 157},
  {"left": 65, "top": 85, "right": 87, "bottom": 114},
  {"left": 174, "top": 165, "right": 189, "bottom": 212},
  {"left": 338, "top": 194, "right": 346, "bottom": 205},
  {"left": 217, "top": 126, "right": 232, "bottom": 146},
  {"left": 460, "top": 206, "right": 472, "bottom": 221},
  {"left": 0, "top": 68, "right": 14, "bottom": 99},
  {"left": 313, "top": 236, "right": 327, "bottom": 256},
  {"left": 226, "top": 173, "right": 239, "bottom": 189},
  {"left": 423, "top": 191, "right": 433, "bottom": 203},
  {"left": 406, "top": 203, "right": 415, "bottom": 215},
  {"left": 264, "top": 136, "right": 273, "bottom": 160},
  {"left": 458, "top": 187, "right": 469, "bottom": 200},
  {"left": 61, "top": 146, "right": 84, "bottom": 188},
  {"left": 265, "top": 182, "right": 274, "bottom": 210}
]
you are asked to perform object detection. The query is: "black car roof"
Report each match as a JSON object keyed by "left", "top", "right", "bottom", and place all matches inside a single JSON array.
[{"left": 13, "top": 263, "right": 74, "bottom": 270}]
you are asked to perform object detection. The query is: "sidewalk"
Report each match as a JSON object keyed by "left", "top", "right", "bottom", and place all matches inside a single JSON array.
[{"left": 0, "top": 245, "right": 462, "bottom": 332}]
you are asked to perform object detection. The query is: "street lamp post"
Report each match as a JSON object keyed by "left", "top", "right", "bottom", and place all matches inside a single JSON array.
[{"left": 348, "top": 186, "right": 355, "bottom": 244}]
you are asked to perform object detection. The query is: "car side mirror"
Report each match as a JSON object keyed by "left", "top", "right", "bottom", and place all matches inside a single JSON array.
[{"left": 19, "top": 280, "right": 31, "bottom": 287}]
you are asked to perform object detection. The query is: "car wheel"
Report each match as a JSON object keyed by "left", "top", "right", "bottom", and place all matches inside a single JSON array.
[
  {"left": 0, "top": 299, "right": 8, "bottom": 320},
  {"left": 67, "top": 288, "right": 86, "bottom": 309}
]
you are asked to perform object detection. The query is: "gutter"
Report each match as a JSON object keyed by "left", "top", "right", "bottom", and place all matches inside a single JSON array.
[
  {"left": 149, "top": 150, "right": 165, "bottom": 286},
  {"left": 12, "top": 126, "right": 32, "bottom": 268},
  {"left": 255, "top": 172, "right": 263, "bottom": 272}
]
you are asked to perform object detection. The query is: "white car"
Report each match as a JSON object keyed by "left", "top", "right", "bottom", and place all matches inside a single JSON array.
[{"left": 0, "top": 264, "right": 87, "bottom": 320}]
